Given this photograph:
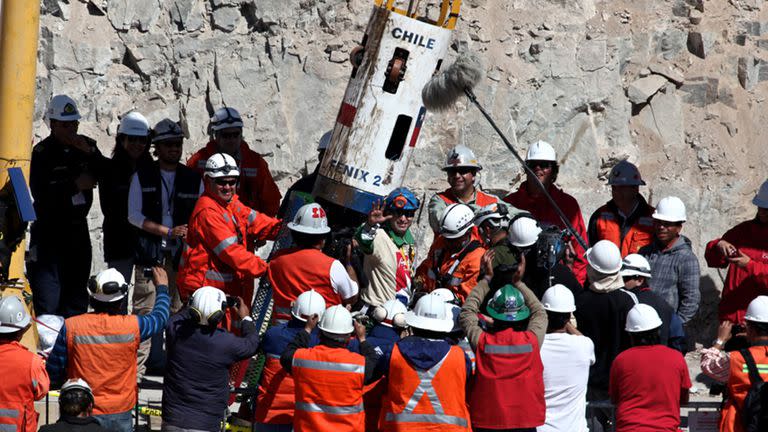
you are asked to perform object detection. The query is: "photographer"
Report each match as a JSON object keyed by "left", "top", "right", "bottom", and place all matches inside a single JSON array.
[{"left": 162, "top": 288, "right": 259, "bottom": 432}]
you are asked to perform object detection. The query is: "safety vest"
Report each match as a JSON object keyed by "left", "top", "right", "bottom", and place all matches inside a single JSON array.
[
  {"left": 593, "top": 202, "right": 655, "bottom": 257},
  {"left": 255, "top": 353, "right": 296, "bottom": 424},
  {"left": 65, "top": 313, "right": 141, "bottom": 415},
  {"left": 268, "top": 248, "right": 340, "bottom": 322},
  {"left": 470, "top": 329, "right": 545, "bottom": 429},
  {"left": 720, "top": 345, "right": 768, "bottom": 432},
  {"left": 380, "top": 344, "right": 470, "bottom": 431},
  {"left": 292, "top": 345, "right": 366, "bottom": 432},
  {"left": 0, "top": 342, "right": 39, "bottom": 432},
  {"left": 436, "top": 189, "right": 499, "bottom": 208},
  {"left": 418, "top": 240, "right": 485, "bottom": 303}
]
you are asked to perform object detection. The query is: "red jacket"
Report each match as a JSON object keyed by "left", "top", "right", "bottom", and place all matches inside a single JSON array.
[
  {"left": 504, "top": 182, "right": 588, "bottom": 285},
  {"left": 705, "top": 219, "right": 768, "bottom": 324},
  {"left": 177, "top": 192, "right": 282, "bottom": 302},
  {"left": 187, "top": 141, "right": 281, "bottom": 216},
  {"left": 470, "top": 329, "right": 544, "bottom": 429},
  {"left": 0, "top": 341, "right": 49, "bottom": 432},
  {"left": 268, "top": 248, "right": 341, "bottom": 322}
]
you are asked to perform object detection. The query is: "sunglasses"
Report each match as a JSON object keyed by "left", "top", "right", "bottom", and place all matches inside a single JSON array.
[
  {"left": 214, "top": 178, "right": 238, "bottom": 187},
  {"left": 392, "top": 209, "right": 416, "bottom": 218},
  {"left": 219, "top": 131, "right": 241, "bottom": 140},
  {"left": 446, "top": 167, "right": 475, "bottom": 175},
  {"left": 526, "top": 161, "right": 554, "bottom": 169}
]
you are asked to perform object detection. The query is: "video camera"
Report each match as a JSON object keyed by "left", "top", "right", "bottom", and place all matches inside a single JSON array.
[{"left": 535, "top": 226, "right": 570, "bottom": 270}]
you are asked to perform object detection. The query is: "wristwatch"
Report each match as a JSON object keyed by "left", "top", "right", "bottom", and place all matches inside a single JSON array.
[{"left": 713, "top": 339, "right": 725, "bottom": 349}]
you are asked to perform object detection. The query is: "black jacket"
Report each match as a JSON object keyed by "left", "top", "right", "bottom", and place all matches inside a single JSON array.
[{"left": 39, "top": 416, "right": 112, "bottom": 432}]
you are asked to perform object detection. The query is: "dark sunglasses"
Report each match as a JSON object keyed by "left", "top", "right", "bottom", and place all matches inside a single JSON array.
[
  {"left": 214, "top": 178, "right": 238, "bottom": 187},
  {"left": 446, "top": 167, "right": 475, "bottom": 175},
  {"left": 526, "top": 161, "right": 554, "bottom": 169},
  {"left": 219, "top": 131, "right": 241, "bottom": 140},
  {"left": 392, "top": 209, "right": 416, "bottom": 218}
]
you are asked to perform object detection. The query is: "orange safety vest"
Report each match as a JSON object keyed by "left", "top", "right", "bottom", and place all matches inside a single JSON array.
[
  {"left": 436, "top": 189, "right": 499, "bottom": 208},
  {"left": 720, "top": 346, "right": 768, "bottom": 432},
  {"left": 268, "top": 248, "right": 340, "bottom": 321},
  {"left": 0, "top": 342, "right": 40, "bottom": 432},
  {"left": 380, "top": 344, "right": 470, "bottom": 431},
  {"left": 470, "top": 329, "right": 544, "bottom": 429},
  {"left": 415, "top": 240, "right": 486, "bottom": 303},
  {"left": 254, "top": 353, "right": 296, "bottom": 424},
  {"left": 65, "top": 314, "right": 140, "bottom": 415},
  {"left": 593, "top": 202, "right": 655, "bottom": 257},
  {"left": 292, "top": 345, "right": 366, "bottom": 432}
]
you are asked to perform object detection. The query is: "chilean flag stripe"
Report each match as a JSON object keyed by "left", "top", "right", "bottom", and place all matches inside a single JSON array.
[
  {"left": 408, "top": 106, "right": 427, "bottom": 147},
  {"left": 337, "top": 102, "right": 358, "bottom": 128}
]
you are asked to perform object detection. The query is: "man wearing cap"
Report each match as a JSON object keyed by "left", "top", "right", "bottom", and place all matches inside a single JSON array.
[
  {"left": 705, "top": 179, "right": 768, "bottom": 326},
  {"left": 187, "top": 106, "right": 281, "bottom": 216},
  {"left": 701, "top": 296, "right": 768, "bottom": 431},
  {"left": 46, "top": 267, "right": 170, "bottom": 432},
  {"left": 162, "top": 287, "right": 261, "bottom": 432},
  {"left": 355, "top": 188, "right": 420, "bottom": 307},
  {"left": 177, "top": 152, "right": 282, "bottom": 319},
  {"left": 503, "top": 140, "right": 589, "bottom": 286},
  {"left": 267, "top": 203, "right": 359, "bottom": 322},
  {"left": 281, "top": 305, "right": 380, "bottom": 431},
  {"left": 638, "top": 196, "right": 700, "bottom": 325},
  {"left": 278, "top": 130, "right": 331, "bottom": 219},
  {"left": 415, "top": 203, "right": 486, "bottom": 303},
  {"left": 427, "top": 145, "right": 501, "bottom": 234},
  {"left": 587, "top": 160, "right": 655, "bottom": 256},
  {"left": 460, "top": 281, "right": 548, "bottom": 431},
  {"left": 539, "top": 285, "right": 595, "bottom": 432},
  {"left": 0, "top": 296, "right": 50, "bottom": 432},
  {"left": 28, "top": 95, "right": 104, "bottom": 317},
  {"left": 39, "top": 379, "right": 110, "bottom": 432},
  {"left": 610, "top": 304, "right": 690, "bottom": 432}
]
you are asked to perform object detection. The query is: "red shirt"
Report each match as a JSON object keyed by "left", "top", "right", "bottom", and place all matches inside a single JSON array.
[
  {"left": 705, "top": 219, "right": 768, "bottom": 324},
  {"left": 609, "top": 345, "right": 691, "bottom": 432},
  {"left": 504, "top": 181, "right": 588, "bottom": 285}
]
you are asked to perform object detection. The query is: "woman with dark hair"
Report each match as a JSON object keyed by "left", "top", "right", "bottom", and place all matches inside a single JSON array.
[{"left": 98, "top": 111, "right": 153, "bottom": 285}]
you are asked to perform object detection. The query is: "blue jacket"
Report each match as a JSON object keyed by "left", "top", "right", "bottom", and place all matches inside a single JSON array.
[
  {"left": 349, "top": 324, "right": 400, "bottom": 375},
  {"left": 262, "top": 320, "right": 320, "bottom": 357},
  {"left": 162, "top": 309, "right": 260, "bottom": 431}
]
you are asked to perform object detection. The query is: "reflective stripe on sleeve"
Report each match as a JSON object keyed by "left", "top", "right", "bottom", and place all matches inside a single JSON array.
[
  {"left": 205, "top": 271, "right": 234, "bottom": 282},
  {"left": 0, "top": 425, "right": 17, "bottom": 432},
  {"left": 295, "top": 402, "right": 364, "bottom": 415},
  {"left": 73, "top": 334, "right": 135, "bottom": 345},
  {"left": 0, "top": 409, "right": 18, "bottom": 418},
  {"left": 248, "top": 210, "right": 257, "bottom": 224},
  {"left": 213, "top": 236, "right": 238, "bottom": 255},
  {"left": 292, "top": 358, "right": 364, "bottom": 374},
  {"left": 483, "top": 343, "right": 532, "bottom": 354}
]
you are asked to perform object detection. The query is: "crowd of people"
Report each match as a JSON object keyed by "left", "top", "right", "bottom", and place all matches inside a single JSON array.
[{"left": 1, "top": 94, "right": 768, "bottom": 432}]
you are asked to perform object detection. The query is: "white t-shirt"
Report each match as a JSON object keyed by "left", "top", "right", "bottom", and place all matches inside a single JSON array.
[
  {"left": 538, "top": 333, "right": 595, "bottom": 432},
  {"left": 329, "top": 260, "right": 359, "bottom": 301}
]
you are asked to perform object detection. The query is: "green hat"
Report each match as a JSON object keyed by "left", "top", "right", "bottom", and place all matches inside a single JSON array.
[{"left": 487, "top": 284, "right": 530, "bottom": 322}]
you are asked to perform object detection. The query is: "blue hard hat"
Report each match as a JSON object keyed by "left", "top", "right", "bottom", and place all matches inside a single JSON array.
[{"left": 385, "top": 187, "right": 420, "bottom": 211}]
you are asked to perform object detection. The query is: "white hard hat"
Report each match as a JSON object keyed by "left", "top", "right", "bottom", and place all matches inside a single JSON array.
[
  {"left": 430, "top": 288, "right": 458, "bottom": 304},
  {"left": 288, "top": 203, "right": 331, "bottom": 235},
  {"left": 87, "top": 268, "right": 128, "bottom": 303},
  {"left": 608, "top": 160, "right": 645, "bottom": 186},
  {"left": 204, "top": 152, "right": 240, "bottom": 178},
  {"left": 508, "top": 216, "right": 542, "bottom": 247},
  {"left": 152, "top": 119, "right": 184, "bottom": 143},
  {"left": 625, "top": 303, "right": 663, "bottom": 332},
  {"left": 0, "top": 296, "right": 31, "bottom": 333},
  {"left": 652, "top": 196, "right": 687, "bottom": 223},
  {"left": 405, "top": 294, "right": 454, "bottom": 333},
  {"left": 318, "top": 130, "right": 332, "bottom": 151},
  {"left": 620, "top": 254, "right": 652, "bottom": 278},
  {"left": 61, "top": 378, "right": 94, "bottom": 400},
  {"left": 210, "top": 107, "right": 244, "bottom": 131},
  {"left": 447, "top": 303, "right": 461, "bottom": 333},
  {"left": 371, "top": 299, "right": 407, "bottom": 328},
  {"left": 541, "top": 284, "right": 576, "bottom": 313},
  {"left": 526, "top": 140, "right": 557, "bottom": 162},
  {"left": 442, "top": 145, "right": 482, "bottom": 171},
  {"left": 117, "top": 111, "right": 150, "bottom": 137},
  {"left": 474, "top": 203, "right": 510, "bottom": 230},
  {"left": 291, "top": 290, "right": 326, "bottom": 322},
  {"left": 753, "top": 180, "right": 768, "bottom": 208},
  {"left": 47, "top": 95, "right": 81, "bottom": 121},
  {"left": 585, "top": 240, "right": 622, "bottom": 274},
  {"left": 318, "top": 305, "right": 354, "bottom": 336},
  {"left": 745, "top": 296, "right": 768, "bottom": 323},
  {"left": 190, "top": 286, "right": 227, "bottom": 326},
  {"left": 36, "top": 314, "right": 65, "bottom": 356},
  {"left": 439, "top": 203, "right": 475, "bottom": 239}
]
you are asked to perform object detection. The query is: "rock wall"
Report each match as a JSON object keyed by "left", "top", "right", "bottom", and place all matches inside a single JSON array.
[{"left": 35, "top": 0, "right": 768, "bottom": 342}]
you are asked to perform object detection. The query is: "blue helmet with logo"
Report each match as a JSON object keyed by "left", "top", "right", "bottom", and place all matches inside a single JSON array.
[{"left": 385, "top": 187, "right": 420, "bottom": 211}]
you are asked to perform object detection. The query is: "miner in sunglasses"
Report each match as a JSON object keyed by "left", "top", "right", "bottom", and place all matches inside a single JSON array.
[
  {"left": 186, "top": 107, "right": 282, "bottom": 216},
  {"left": 504, "top": 140, "right": 589, "bottom": 287}
]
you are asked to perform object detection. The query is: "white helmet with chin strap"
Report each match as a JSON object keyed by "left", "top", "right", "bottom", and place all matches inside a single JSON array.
[
  {"left": 620, "top": 254, "right": 652, "bottom": 279},
  {"left": 210, "top": 107, "right": 244, "bottom": 131},
  {"left": 152, "top": 119, "right": 184, "bottom": 143},
  {"left": 318, "top": 305, "right": 355, "bottom": 338},
  {"left": 291, "top": 290, "right": 327, "bottom": 322},
  {"left": 118, "top": 111, "right": 150, "bottom": 137},
  {"left": 288, "top": 203, "right": 331, "bottom": 235},
  {"left": 205, "top": 153, "right": 240, "bottom": 178},
  {"left": 0, "top": 296, "right": 31, "bottom": 334},
  {"left": 439, "top": 203, "right": 475, "bottom": 239},
  {"left": 442, "top": 145, "right": 482, "bottom": 171},
  {"left": 526, "top": 140, "right": 557, "bottom": 162}
]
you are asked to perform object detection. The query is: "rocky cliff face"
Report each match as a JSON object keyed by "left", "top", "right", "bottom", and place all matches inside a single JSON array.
[{"left": 35, "top": 0, "right": 768, "bottom": 342}]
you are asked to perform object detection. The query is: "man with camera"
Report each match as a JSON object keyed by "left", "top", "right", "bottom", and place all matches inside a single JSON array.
[
  {"left": 46, "top": 267, "right": 170, "bottom": 432},
  {"left": 162, "top": 287, "right": 260, "bottom": 432},
  {"left": 128, "top": 118, "right": 203, "bottom": 378}
]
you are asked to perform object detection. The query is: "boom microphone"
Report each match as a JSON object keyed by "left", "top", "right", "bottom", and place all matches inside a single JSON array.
[{"left": 421, "top": 53, "right": 484, "bottom": 111}]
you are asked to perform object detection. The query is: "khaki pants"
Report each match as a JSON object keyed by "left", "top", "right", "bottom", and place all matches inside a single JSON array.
[{"left": 133, "top": 258, "right": 182, "bottom": 380}]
